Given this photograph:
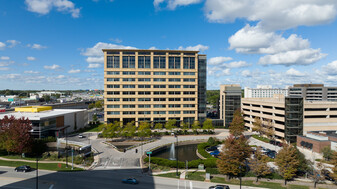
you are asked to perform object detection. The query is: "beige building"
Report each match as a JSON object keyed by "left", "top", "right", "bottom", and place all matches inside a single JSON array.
[
  {"left": 103, "top": 49, "right": 207, "bottom": 126},
  {"left": 219, "top": 84, "right": 241, "bottom": 127},
  {"left": 242, "top": 97, "right": 337, "bottom": 143}
]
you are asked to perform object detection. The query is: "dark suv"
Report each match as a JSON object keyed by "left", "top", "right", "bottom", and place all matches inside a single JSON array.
[{"left": 15, "top": 165, "right": 31, "bottom": 173}]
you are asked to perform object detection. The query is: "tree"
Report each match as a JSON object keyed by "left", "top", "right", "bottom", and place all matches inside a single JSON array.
[
  {"left": 249, "top": 147, "right": 271, "bottom": 182},
  {"left": 322, "top": 146, "right": 334, "bottom": 161},
  {"left": 331, "top": 151, "right": 337, "bottom": 180},
  {"left": 217, "top": 135, "right": 252, "bottom": 179},
  {"left": 88, "top": 103, "right": 95, "bottom": 109},
  {"left": 165, "top": 119, "right": 177, "bottom": 132},
  {"left": 122, "top": 121, "right": 136, "bottom": 138},
  {"left": 154, "top": 123, "right": 163, "bottom": 132},
  {"left": 275, "top": 144, "right": 300, "bottom": 185},
  {"left": 0, "top": 115, "right": 33, "bottom": 155},
  {"left": 295, "top": 147, "right": 310, "bottom": 175},
  {"left": 42, "top": 94, "right": 51, "bottom": 102},
  {"left": 95, "top": 100, "right": 103, "bottom": 109},
  {"left": 202, "top": 118, "right": 214, "bottom": 132},
  {"left": 192, "top": 120, "right": 201, "bottom": 133},
  {"left": 102, "top": 121, "right": 121, "bottom": 138},
  {"left": 312, "top": 162, "right": 325, "bottom": 188},
  {"left": 229, "top": 109, "right": 245, "bottom": 137},
  {"left": 138, "top": 121, "right": 151, "bottom": 139},
  {"left": 92, "top": 114, "right": 98, "bottom": 124},
  {"left": 252, "top": 117, "right": 263, "bottom": 136},
  {"left": 265, "top": 120, "right": 275, "bottom": 140}
]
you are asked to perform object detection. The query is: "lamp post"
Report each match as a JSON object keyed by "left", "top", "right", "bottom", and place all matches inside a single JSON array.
[
  {"left": 174, "top": 134, "right": 178, "bottom": 177},
  {"left": 36, "top": 154, "right": 38, "bottom": 189},
  {"left": 239, "top": 165, "right": 242, "bottom": 189},
  {"left": 65, "top": 127, "right": 68, "bottom": 168}
]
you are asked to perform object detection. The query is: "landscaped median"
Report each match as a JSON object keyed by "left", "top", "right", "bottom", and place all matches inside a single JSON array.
[{"left": 0, "top": 158, "right": 84, "bottom": 172}]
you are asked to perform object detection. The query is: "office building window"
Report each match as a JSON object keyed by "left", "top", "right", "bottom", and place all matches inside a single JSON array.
[
  {"left": 183, "top": 104, "right": 195, "bottom": 107},
  {"left": 154, "top": 91, "right": 166, "bottom": 95},
  {"left": 107, "top": 56, "right": 120, "bottom": 68},
  {"left": 154, "top": 104, "right": 166, "bottom": 108},
  {"left": 168, "top": 104, "right": 180, "bottom": 108},
  {"left": 183, "top": 85, "right": 195, "bottom": 88},
  {"left": 153, "top": 56, "right": 166, "bottom": 68},
  {"left": 184, "top": 98, "right": 195, "bottom": 101},
  {"left": 169, "top": 98, "right": 181, "bottom": 101},
  {"left": 123, "top": 105, "right": 136, "bottom": 108},
  {"left": 153, "top": 72, "right": 166, "bottom": 75},
  {"left": 107, "top": 105, "right": 120, "bottom": 108},
  {"left": 153, "top": 98, "right": 166, "bottom": 101},
  {"left": 107, "top": 78, "right": 119, "bottom": 81},
  {"left": 107, "top": 111, "right": 120, "bottom": 115},
  {"left": 123, "top": 98, "right": 135, "bottom": 101},
  {"left": 183, "top": 72, "right": 195, "bottom": 75},
  {"left": 123, "top": 85, "right": 135, "bottom": 88},
  {"left": 183, "top": 111, "right": 195, "bottom": 114},
  {"left": 138, "top": 71, "right": 151, "bottom": 75},
  {"left": 122, "top": 56, "right": 135, "bottom": 68},
  {"left": 138, "top": 78, "right": 151, "bottom": 82},
  {"left": 168, "top": 57, "right": 180, "bottom": 69},
  {"left": 169, "top": 111, "right": 180, "bottom": 114},
  {"left": 138, "top": 98, "right": 151, "bottom": 101},
  {"left": 138, "top": 85, "right": 151, "bottom": 88},
  {"left": 168, "top": 91, "right": 181, "bottom": 95},
  {"left": 138, "top": 91, "right": 151, "bottom": 95},
  {"left": 153, "top": 111, "right": 166, "bottom": 114},
  {"left": 183, "top": 57, "right": 195, "bottom": 69},
  {"left": 123, "top": 71, "right": 135, "bottom": 75},
  {"left": 123, "top": 78, "right": 135, "bottom": 82},
  {"left": 138, "top": 105, "right": 151, "bottom": 108},
  {"left": 168, "top": 72, "right": 181, "bottom": 75},
  {"left": 153, "top": 78, "right": 166, "bottom": 82},
  {"left": 107, "top": 71, "right": 120, "bottom": 75},
  {"left": 153, "top": 85, "right": 166, "bottom": 88},
  {"left": 183, "top": 78, "right": 195, "bottom": 82},
  {"left": 107, "top": 91, "right": 120, "bottom": 95},
  {"left": 107, "top": 51, "right": 119, "bottom": 55},
  {"left": 138, "top": 111, "right": 151, "bottom": 115},
  {"left": 138, "top": 56, "right": 151, "bottom": 68},
  {"left": 123, "top": 91, "right": 135, "bottom": 95},
  {"left": 107, "top": 85, "right": 120, "bottom": 88},
  {"left": 169, "top": 85, "right": 181, "bottom": 88},
  {"left": 169, "top": 78, "right": 181, "bottom": 82},
  {"left": 183, "top": 91, "right": 195, "bottom": 95},
  {"left": 123, "top": 111, "right": 135, "bottom": 115},
  {"left": 107, "top": 98, "right": 120, "bottom": 101}
]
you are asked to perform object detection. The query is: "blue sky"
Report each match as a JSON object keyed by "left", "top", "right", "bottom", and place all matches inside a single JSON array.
[{"left": 1, "top": 0, "right": 337, "bottom": 90}]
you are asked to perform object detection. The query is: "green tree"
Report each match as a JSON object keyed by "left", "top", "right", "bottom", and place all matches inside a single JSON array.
[
  {"left": 95, "top": 100, "right": 103, "bottom": 109},
  {"left": 295, "top": 147, "right": 309, "bottom": 175},
  {"left": 192, "top": 120, "right": 201, "bottom": 133},
  {"left": 123, "top": 121, "right": 136, "bottom": 138},
  {"left": 331, "top": 151, "right": 337, "bottom": 180},
  {"left": 88, "top": 103, "right": 95, "bottom": 109},
  {"left": 42, "top": 94, "right": 51, "bottom": 102},
  {"left": 181, "top": 122, "right": 189, "bottom": 133},
  {"left": 138, "top": 121, "right": 151, "bottom": 139},
  {"left": 165, "top": 119, "right": 177, "bottom": 132},
  {"left": 265, "top": 120, "right": 275, "bottom": 140},
  {"left": 252, "top": 117, "right": 263, "bottom": 136},
  {"left": 154, "top": 123, "right": 163, "bottom": 132},
  {"left": 0, "top": 115, "right": 33, "bottom": 155},
  {"left": 229, "top": 109, "right": 245, "bottom": 137},
  {"left": 102, "top": 122, "right": 120, "bottom": 138},
  {"left": 312, "top": 162, "right": 325, "bottom": 189},
  {"left": 322, "top": 146, "right": 334, "bottom": 161},
  {"left": 92, "top": 114, "right": 98, "bottom": 124},
  {"left": 217, "top": 135, "right": 252, "bottom": 179},
  {"left": 206, "top": 90, "right": 220, "bottom": 107},
  {"left": 275, "top": 144, "right": 300, "bottom": 185},
  {"left": 202, "top": 118, "right": 214, "bottom": 132},
  {"left": 249, "top": 147, "right": 271, "bottom": 182}
]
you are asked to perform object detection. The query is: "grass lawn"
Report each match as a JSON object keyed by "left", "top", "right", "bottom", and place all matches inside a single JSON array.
[
  {"left": 186, "top": 171, "right": 205, "bottom": 181},
  {"left": 252, "top": 135, "right": 270, "bottom": 143},
  {"left": 288, "top": 185, "right": 309, "bottom": 189},
  {"left": 156, "top": 172, "right": 181, "bottom": 179},
  {"left": 0, "top": 155, "right": 38, "bottom": 161},
  {"left": 0, "top": 159, "right": 84, "bottom": 172}
]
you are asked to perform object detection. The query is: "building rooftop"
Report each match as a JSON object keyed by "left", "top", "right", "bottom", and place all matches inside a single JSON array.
[
  {"left": 0, "top": 109, "right": 85, "bottom": 120},
  {"left": 102, "top": 49, "right": 200, "bottom": 53},
  {"left": 243, "top": 97, "right": 337, "bottom": 105}
]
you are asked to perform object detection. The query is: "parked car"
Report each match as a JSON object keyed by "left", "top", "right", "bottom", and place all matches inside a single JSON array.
[
  {"left": 122, "top": 178, "right": 139, "bottom": 184},
  {"left": 206, "top": 146, "right": 218, "bottom": 152},
  {"left": 78, "top": 134, "right": 85, "bottom": 138},
  {"left": 210, "top": 150, "right": 220, "bottom": 156},
  {"left": 209, "top": 185, "right": 230, "bottom": 189},
  {"left": 14, "top": 165, "right": 31, "bottom": 173}
]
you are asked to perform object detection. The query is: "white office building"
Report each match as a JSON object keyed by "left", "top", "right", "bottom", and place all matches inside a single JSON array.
[{"left": 244, "top": 85, "right": 288, "bottom": 98}]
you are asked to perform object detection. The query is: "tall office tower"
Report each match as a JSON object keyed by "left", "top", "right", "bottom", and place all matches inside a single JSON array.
[
  {"left": 103, "top": 49, "right": 207, "bottom": 126},
  {"left": 219, "top": 84, "right": 241, "bottom": 127}
]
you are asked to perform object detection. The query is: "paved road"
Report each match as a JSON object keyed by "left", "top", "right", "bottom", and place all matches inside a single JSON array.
[{"left": 0, "top": 166, "right": 265, "bottom": 189}]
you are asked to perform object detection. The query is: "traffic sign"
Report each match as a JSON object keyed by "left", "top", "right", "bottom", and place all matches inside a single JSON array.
[{"left": 146, "top": 151, "right": 152, "bottom": 155}]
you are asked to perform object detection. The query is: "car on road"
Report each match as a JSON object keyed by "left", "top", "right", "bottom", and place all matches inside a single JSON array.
[
  {"left": 209, "top": 184, "right": 230, "bottom": 189},
  {"left": 78, "top": 134, "right": 85, "bottom": 138},
  {"left": 14, "top": 165, "right": 31, "bottom": 173},
  {"left": 122, "top": 178, "right": 139, "bottom": 184}
]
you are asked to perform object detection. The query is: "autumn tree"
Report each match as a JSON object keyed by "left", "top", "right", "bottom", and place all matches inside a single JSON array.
[
  {"left": 322, "top": 146, "right": 334, "bottom": 161},
  {"left": 331, "top": 151, "right": 337, "bottom": 180},
  {"left": 252, "top": 117, "right": 263, "bottom": 136},
  {"left": 249, "top": 147, "right": 271, "bottom": 182},
  {"left": 138, "top": 121, "right": 151, "bottom": 139},
  {"left": 202, "top": 118, "right": 214, "bottom": 132},
  {"left": 217, "top": 135, "right": 252, "bottom": 179},
  {"left": 0, "top": 115, "right": 33, "bottom": 155},
  {"left": 275, "top": 144, "right": 300, "bottom": 185},
  {"left": 154, "top": 123, "right": 163, "bottom": 132},
  {"left": 312, "top": 162, "right": 325, "bottom": 188},
  {"left": 265, "top": 120, "right": 275, "bottom": 140},
  {"left": 229, "top": 109, "right": 245, "bottom": 137},
  {"left": 192, "top": 120, "right": 201, "bottom": 133}
]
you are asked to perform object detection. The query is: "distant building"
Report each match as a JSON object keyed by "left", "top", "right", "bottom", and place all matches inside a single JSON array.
[
  {"left": 219, "top": 84, "right": 241, "bottom": 127},
  {"left": 297, "top": 131, "right": 337, "bottom": 153},
  {"left": 244, "top": 85, "right": 288, "bottom": 98},
  {"left": 289, "top": 84, "right": 337, "bottom": 101},
  {"left": 0, "top": 106, "right": 88, "bottom": 138}
]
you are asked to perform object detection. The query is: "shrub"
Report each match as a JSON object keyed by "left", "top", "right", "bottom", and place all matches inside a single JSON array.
[
  {"left": 206, "top": 167, "right": 220, "bottom": 174},
  {"left": 144, "top": 157, "right": 217, "bottom": 168},
  {"left": 197, "top": 143, "right": 213, "bottom": 158}
]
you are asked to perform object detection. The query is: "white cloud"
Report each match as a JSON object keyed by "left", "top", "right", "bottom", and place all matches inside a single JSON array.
[
  {"left": 86, "top": 57, "right": 104, "bottom": 63},
  {"left": 24, "top": 70, "right": 39, "bottom": 74},
  {"left": 258, "top": 49, "right": 327, "bottom": 66},
  {"left": 82, "top": 42, "right": 136, "bottom": 57},
  {"left": 178, "top": 44, "right": 209, "bottom": 52},
  {"left": 25, "top": 0, "right": 81, "bottom": 18},
  {"left": 0, "top": 67, "right": 10, "bottom": 71},
  {"left": 208, "top": 56, "right": 232, "bottom": 65},
  {"left": 68, "top": 69, "right": 81, "bottom": 74},
  {"left": 56, "top": 75, "right": 65, "bottom": 79},
  {"left": 88, "top": 63, "right": 101, "bottom": 68},
  {"left": 109, "top": 38, "right": 122, "bottom": 43},
  {"left": 205, "top": 0, "right": 337, "bottom": 31},
  {"left": 285, "top": 68, "right": 305, "bottom": 77},
  {"left": 221, "top": 61, "right": 251, "bottom": 68},
  {"left": 0, "top": 56, "right": 10, "bottom": 60},
  {"left": 220, "top": 68, "right": 230, "bottom": 76},
  {"left": 6, "top": 40, "right": 20, "bottom": 48},
  {"left": 154, "top": 0, "right": 202, "bottom": 10},
  {"left": 27, "top": 56, "right": 36, "bottom": 61},
  {"left": 28, "top": 43, "right": 47, "bottom": 49},
  {"left": 241, "top": 70, "right": 252, "bottom": 77},
  {"left": 44, "top": 64, "right": 60, "bottom": 70},
  {"left": 322, "top": 60, "right": 337, "bottom": 75},
  {"left": 0, "top": 42, "right": 5, "bottom": 49},
  {"left": 149, "top": 46, "right": 157, "bottom": 50}
]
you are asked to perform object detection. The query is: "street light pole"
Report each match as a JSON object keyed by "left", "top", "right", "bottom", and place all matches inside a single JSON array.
[
  {"left": 36, "top": 154, "right": 38, "bottom": 189},
  {"left": 175, "top": 134, "right": 178, "bottom": 177},
  {"left": 65, "top": 128, "right": 68, "bottom": 168}
]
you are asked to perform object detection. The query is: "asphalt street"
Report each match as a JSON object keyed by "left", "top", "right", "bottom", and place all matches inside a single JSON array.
[{"left": 0, "top": 166, "right": 264, "bottom": 189}]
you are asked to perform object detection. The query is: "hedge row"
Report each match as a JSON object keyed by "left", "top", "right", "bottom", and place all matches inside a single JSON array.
[
  {"left": 197, "top": 143, "right": 213, "bottom": 158},
  {"left": 144, "top": 157, "right": 217, "bottom": 168}
]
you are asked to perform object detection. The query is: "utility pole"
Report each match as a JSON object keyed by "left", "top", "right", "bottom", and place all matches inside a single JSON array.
[
  {"left": 175, "top": 134, "right": 178, "bottom": 177},
  {"left": 71, "top": 147, "right": 74, "bottom": 170},
  {"left": 36, "top": 154, "right": 38, "bottom": 189},
  {"left": 65, "top": 128, "right": 68, "bottom": 168}
]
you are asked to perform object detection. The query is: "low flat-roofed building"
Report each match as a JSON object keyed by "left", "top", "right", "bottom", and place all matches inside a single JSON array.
[
  {"left": 0, "top": 106, "right": 88, "bottom": 138},
  {"left": 297, "top": 131, "right": 337, "bottom": 153},
  {"left": 242, "top": 97, "right": 337, "bottom": 143}
]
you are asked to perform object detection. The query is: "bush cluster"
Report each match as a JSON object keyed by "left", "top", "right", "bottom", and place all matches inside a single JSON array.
[{"left": 144, "top": 157, "right": 217, "bottom": 168}]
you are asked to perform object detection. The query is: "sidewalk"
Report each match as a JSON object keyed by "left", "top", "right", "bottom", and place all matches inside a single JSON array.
[{"left": 0, "top": 157, "right": 85, "bottom": 169}]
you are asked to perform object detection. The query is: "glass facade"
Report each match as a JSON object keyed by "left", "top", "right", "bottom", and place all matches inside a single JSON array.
[
  {"left": 198, "top": 56, "right": 207, "bottom": 123},
  {"left": 285, "top": 97, "right": 303, "bottom": 143},
  {"left": 224, "top": 95, "right": 241, "bottom": 128}
]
